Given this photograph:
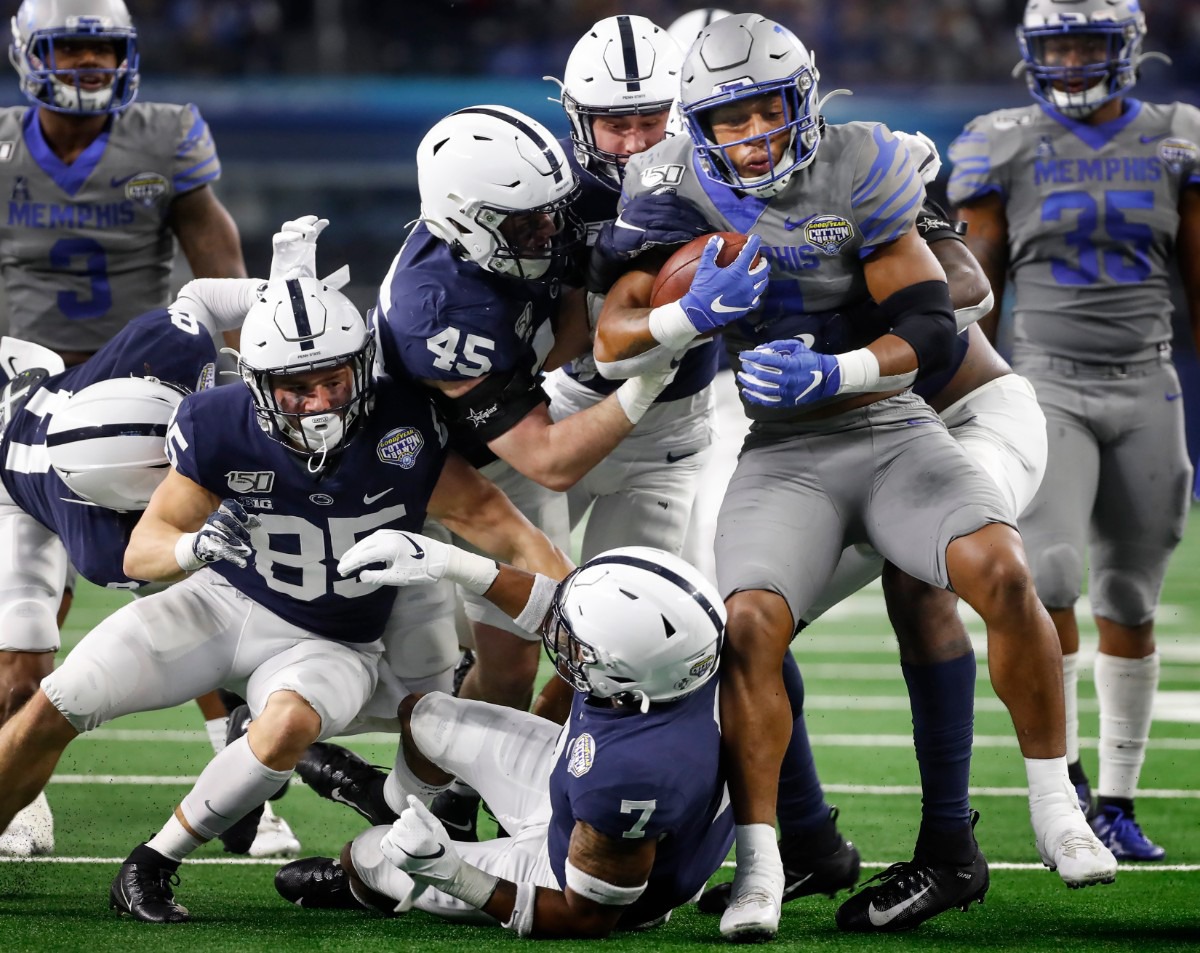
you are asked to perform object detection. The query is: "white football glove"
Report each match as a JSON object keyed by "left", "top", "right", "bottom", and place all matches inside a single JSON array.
[
  {"left": 269, "top": 214, "right": 329, "bottom": 280},
  {"left": 337, "top": 530, "right": 499, "bottom": 594},
  {"left": 380, "top": 795, "right": 498, "bottom": 907},
  {"left": 893, "top": 130, "right": 942, "bottom": 185}
]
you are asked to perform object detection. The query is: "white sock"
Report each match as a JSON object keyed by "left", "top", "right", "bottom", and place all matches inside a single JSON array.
[
  {"left": 1061, "top": 652, "right": 1081, "bottom": 765},
  {"left": 205, "top": 716, "right": 229, "bottom": 754},
  {"left": 449, "top": 779, "right": 478, "bottom": 799},
  {"left": 178, "top": 736, "right": 293, "bottom": 840},
  {"left": 1024, "top": 755, "right": 1078, "bottom": 821},
  {"left": 1094, "top": 651, "right": 1159, "bottom": 801},
  {"left": 383, "top": 745, "right": 450, "bottom": 815},
  {"left": 733, "top": 823, "right": 783, "bottom": 889},
  {"left": 146, "top": 813, "right": 205, "bottom": 863}
]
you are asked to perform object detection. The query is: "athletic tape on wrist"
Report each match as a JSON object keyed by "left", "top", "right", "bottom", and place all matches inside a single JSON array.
[
  {"left": 444, "top": 861, "right": 500, "bottom": 910},
  {"left": 512, "top": 573, "right": 558, "bottom": 633},
  {"left": 444, "top": 548, "right": 499, "bottom": 595},
  {"left": 174, "top": 532, "right": 204, "bottom": 572},
  {"left": 647, "top": 300, "right": 697, "bottom": 350},
  {"left": 502, "top": 880, "right": 537, "bottom": 937}
]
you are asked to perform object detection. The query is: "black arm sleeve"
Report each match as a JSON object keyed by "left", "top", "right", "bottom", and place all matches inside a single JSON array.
[
  {"left": 436, "top": 364, "right": 548, "bottom": 445},
  {"left": 915, "top": 198, "right": 968, "bottom": 246},
  {"left": 879, "top": 279, "right": 957, "bottom": 379}
]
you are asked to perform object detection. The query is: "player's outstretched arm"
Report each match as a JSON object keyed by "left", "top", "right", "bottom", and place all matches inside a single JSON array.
[
  {"left": 382, "top": 797, "right": 656, "bottom": 939},
  {"left": 954, "top": 194, "right": 1010, "bottom": 344},
  {"left": 1177, "top": 187, "right": 1200, "bottom": 355},
  {"left": 123, "top": 468, "right": 224, "bottom": 582},
  {"left": 168, "top": 185, "right": 248, "bottom": 350}
]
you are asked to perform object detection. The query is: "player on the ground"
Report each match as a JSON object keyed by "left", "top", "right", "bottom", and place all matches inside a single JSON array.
[
  {"left": 594, "top": 13, "right": 1113, "bottom": 941},
  {"left": 0, "top": 273, "right": 568, "bottom": 924},
  {"left": 275, "top": 540, "right": 733, "bottom": 939},
  {"left": 949, "top": 0, "right": 1199, "bottom": 862}
]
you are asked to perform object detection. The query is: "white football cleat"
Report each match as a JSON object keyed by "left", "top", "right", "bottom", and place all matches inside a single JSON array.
[
  {"left": 0, "top": 792, "right": 54, "bottom": 857},
  {"left": 720, "top": 881, "right": 781, "bottom": 943},
  {"left": 1034, "top": 806, "right": 1117, "bottom": 888},
  {"left": 248, "top": 802, "right": 301, "bottom": 858}
]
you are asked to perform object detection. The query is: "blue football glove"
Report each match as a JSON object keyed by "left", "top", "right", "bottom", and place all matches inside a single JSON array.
[
  {"left": 588, "top": 191, "right": 712, "bottom": 292},
  {"left": 679, "top": 234, "right": 769, "bottom": 335},
  {"left": 737, "top": 339, "right": 842, "bottom": 406},
  {"left": 192, "top": 499, "right": 260, "bottom": 568}
]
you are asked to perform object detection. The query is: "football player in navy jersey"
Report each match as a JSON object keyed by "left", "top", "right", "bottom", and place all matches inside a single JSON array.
[
  {"left": 594, "top": 14, "right": 1114, "bottom": 940},
  {"left": 275, "top": 540, "right": 732, "bottom": 939},
  {"left": 373, "top": 106, "right": 678, "bottom": 756},
  {"left": 0, "top": 274, "right": 568, "bottom": 924}
]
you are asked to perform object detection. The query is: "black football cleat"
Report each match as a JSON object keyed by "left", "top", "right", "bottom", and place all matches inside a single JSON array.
[
  {"left": 430, "top": 788, "right": 481, "bottom": 843},
  {"left": 275, "top": 856, "right": 364, "bottom": 910},
  {"left": 294, "top": 742, "right": 397, "bottom": 825},
  {"left": 835, "top": 829, "right": 989, "bottom": 933},
  {"left": 697, "top": 814, "right": 860, "bottom": 914},
  {"left": 109, "top": 849, "right": 190, "bottom": 923},
  {"left": 451, "top": 649, "right": 476, "bottom": 697}
]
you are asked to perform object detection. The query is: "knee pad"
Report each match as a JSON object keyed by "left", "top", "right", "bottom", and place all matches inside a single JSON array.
[
  {"left": 1090, "top": 569, "right": 1159, "bottom": 628},
  {"left": 0, "top": 597, "right": 61, "bottom": 653},
  {"left": 1028, "top": 542, "right": 1083, "bottom": 609}
]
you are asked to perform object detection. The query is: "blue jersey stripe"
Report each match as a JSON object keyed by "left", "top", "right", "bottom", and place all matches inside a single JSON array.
[
  {"left": 851, "top": 125, "right": 902, "bottom": 205},
  {"left": 175, "top": 104, "right": 211, "bottom": 157},
  {"left": 172, "top": 168, "right": 221, "bottom": 191}
]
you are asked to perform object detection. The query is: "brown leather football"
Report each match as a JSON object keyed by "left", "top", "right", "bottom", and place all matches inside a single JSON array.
[{"left": 649, "top": 231, "right": 757, "bottom": 309}]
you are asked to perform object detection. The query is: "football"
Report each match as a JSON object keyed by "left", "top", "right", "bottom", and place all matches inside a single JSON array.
[{"left": 649, "top": 231, "right": 758, "bottom": 309}]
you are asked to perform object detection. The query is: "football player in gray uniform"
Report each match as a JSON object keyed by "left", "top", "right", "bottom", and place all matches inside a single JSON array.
[
  {"left": 596, "top": 14, "right": 1114, "bottom": 941},
  {"left": 950, "top": 0, "right": 1200, "bottom": 862},
  {"left": 0, "top": 0, "right": 252, "bottom": 858}
]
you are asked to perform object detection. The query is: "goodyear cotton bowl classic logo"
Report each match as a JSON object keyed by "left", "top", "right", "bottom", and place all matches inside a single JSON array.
[
  {"left": 1159, "top": 138, "right": 1198, "bottom": 175},
  {"left": 568, "top": 733, "right": 595, "bottom": 777},
  {"left": 124, "top": 172, "right": 169, "bottom": 208},
  {"left": 377, "top": 427, "right": 424, "bottom": 468},
  {"left": 804, "top": 215, "right": 854, "bottom": 255}
]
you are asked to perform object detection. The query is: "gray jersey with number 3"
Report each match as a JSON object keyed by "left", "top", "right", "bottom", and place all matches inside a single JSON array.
[
  {"left": 0, "top": 102, "right": 222, "bottom": 352},
  {"left": 948, "top": 100, "right": 1200, "bottom": 362}
]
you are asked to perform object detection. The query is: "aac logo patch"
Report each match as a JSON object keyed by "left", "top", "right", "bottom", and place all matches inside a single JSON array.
[
  {"left": 568, "top": 733, "right": 595, "bottom": 777},
  {"left": 804, "top": 215, "right": 854, "bottom": 255},
  {"left": 124, "top": 172, "right": 169, "bottom": 207},
  {"left": 377, "top": 427, "right": 424, "bottom": 468},
  {"left": 226, "top": 470, "right": 274, "bottom": 493}
]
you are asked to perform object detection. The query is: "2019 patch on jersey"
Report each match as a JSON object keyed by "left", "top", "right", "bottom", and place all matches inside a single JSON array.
[
  {"left": 377, "top": 427, "right": 425, "bottom": 468},
  {"left": 568, "top": 733, "right": 596, "bottom": 778}
]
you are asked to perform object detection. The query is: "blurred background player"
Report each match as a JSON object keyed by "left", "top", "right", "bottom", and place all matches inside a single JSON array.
[
  {"left": 666, "top": 7, "right": 732, "bottom": 54},
  {"left": 277, "top": 540, "right": 733, "bottom": 940},
  {"left": 949, "top": 0, "right": 1200, "bottom": 862}
]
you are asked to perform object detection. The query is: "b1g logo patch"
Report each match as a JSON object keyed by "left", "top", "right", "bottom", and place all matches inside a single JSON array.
[
  {"left": 377, "top": 427, "right": 424, "bottom": 468},
  {"left": 125, "top": 171, "right": 169, "bottom": 207},
  {"left": 804, "top": 215, "right": 854, "bottom": 255},
  {"left": 226, "top": 470, "right": 275, "bottom": 493},
  {"left": 568, "top": 733, "right": 595, "bottom": 777},
  {"left": 1158, "top": 138, "right": 1197, "bottom": 174}
]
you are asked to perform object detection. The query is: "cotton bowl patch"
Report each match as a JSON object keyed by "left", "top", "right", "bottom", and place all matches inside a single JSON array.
[
  {"left": 377, "top": 427, "right": 424, "bottom": 468},
  {"left": 125, "top": 172, "right": 169, "bottom": 207},
  {"left": 804, "top": 215, "right": 854, "bottom": 255},
  {"left": 568, "top": 733, "right": 595, "bottom": 777}
]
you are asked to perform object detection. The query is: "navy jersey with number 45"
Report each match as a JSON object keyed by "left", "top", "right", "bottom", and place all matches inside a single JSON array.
[
  {"left": 166, "top": 377, "right": 447, "bottom": 642},
  {"left": 547, "top": 678, "right": 734, "bottom": 927},
  {"left": 0, "top": 307, "right": 218, "bottom": 589}
]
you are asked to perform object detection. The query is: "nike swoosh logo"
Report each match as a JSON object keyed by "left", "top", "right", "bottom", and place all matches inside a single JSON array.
[
  {"left": 783, "top": 217, "right": 805, "bottom": 231},
  {"left": 400, "top": 843, "right": 446, "bottom": 860},
  {"left": 439, "top": 816, "right": 475, "bottom": 833},
  {"left": 867, "top": 884, "right": 933, "bottom": 927},
  {"left": 401, "top": 534, "right": 425, "bottom": 560},
  {"left": 1139, "top": 133, "right": 1169, "bottom": 144},
  {"left": 710, "top": 296, "right": 745, "bottom": 314},
  {"left": 110, "top": 173, "right": 139, "bottom": 188},
  {"left": 204, "top": 799, "right": 232, "bottom": 820},
  {"left": 667, "top": 449, "right": 699, "bottom": 463},
  {"left": 613, "top": 215, "right": 644, "bottom": 232},
  {"left": 363, "top": 488, "right": 393, "bottom": 504},
  {"left": 796, "top": 370, "right": 824, "bottom": 401},
  {"left": 783, "top": 872, "right": 814, "bottom": 896},
  {"left": 1166, "top": 392, "right": 1182, "bottom": 401}
]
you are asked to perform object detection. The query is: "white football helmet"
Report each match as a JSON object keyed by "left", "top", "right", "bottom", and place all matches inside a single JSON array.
[
  {"left": 45, "top": 376, "right": 183, "bottom": 511},
  {"left": 236, "top": 277, "right": 375, "bottom": 469},
  {"left": 9, "top": 0, "right": 139, "bottom": 115},
  {"left": 550, "top": 16, "right": 683, "bottom": 188},
  {"left": 543, "top": 546, "right": 725, "bottom": 711},
  {"left": 666, "top": 7, "right": 732, "bottom": 52},
  {"left": 1016, "top": 0, "right": 1161, "bottom": 118},
  {"left": 417, "top": 105, "right": 580, "bottom": 280},
  {"left": 680, "top": 13, "right": 832, "bottom": 199}
]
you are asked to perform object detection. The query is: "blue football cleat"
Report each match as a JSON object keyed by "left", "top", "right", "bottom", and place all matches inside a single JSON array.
[
  {"left": 1073, "top": 780, "right": 1095, "bottom": 819},
  {"left": 1089, "top": 806, "right": 1165, "bottom": 861}
]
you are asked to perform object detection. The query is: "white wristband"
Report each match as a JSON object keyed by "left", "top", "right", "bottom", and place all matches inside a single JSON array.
[
  {"left": 442, "top": 861, "right": 500, "bottom": 910},
  {"left": 174, "top": 532, "right": 204, "bottom": 573},
  {"left": 444, "top": 547, "right": 499, "bottom": 595},
  {"left": 832, "top": 348, "right": 879, "bottom": 394},
  {"left": 646, "top": 300, "right": 698, "bottom": 350},
  {"left": 512, "top": 573, "right": 558, "bottom": 633},
  {"left": 502, "top": 880, "right": 537, "bottom": 937}
]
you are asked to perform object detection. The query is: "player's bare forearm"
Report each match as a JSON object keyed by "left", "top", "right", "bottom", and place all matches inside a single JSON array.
[
  {"left": 489, "top": 402, "right": 635, "bottom": 492},
  {"left": 930, "top": 237, "right": 990, "bottom": 312},
  {"left": 478, "top": 881, "right": 623, "bottom": 939},
  {"left": 543, "top": 287, "right": 593, "bottom": 371},
  {"left": 170, "top": 186, "right": 248, "bottom": 280},
  {"left": 594, "top": 268, "right": 660, "bottom": 362},
  {"left": 124, "top": 470, "right": 221, "bottom": 581},
  {"left": 956, "top": 196, "right": 1009, "bottom": 344},
  {"left": 1177, "top": 187, "right": 1200, "bottom": 354}
]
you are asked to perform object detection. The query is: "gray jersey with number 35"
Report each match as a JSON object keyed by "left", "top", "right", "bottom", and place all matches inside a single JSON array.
[{"left": 948, "top": 100, "right": 1200, "bottom": 362}]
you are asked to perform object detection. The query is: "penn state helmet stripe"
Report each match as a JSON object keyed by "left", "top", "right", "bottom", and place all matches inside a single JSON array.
[
  {"left": 286, "top": 277, "right": 316, "bottom": 351},
  {"left": 455, "top": 107, "right": 565, "bottom": 184},
  {"left": 584, "top": 553, "right": 725, "bottom": 646},
  {"left": 616, "top": 15, "right": 642, "bottom": 92},
  {"left": 45, "top": 421, "right": 170, "bottom": 446}
]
